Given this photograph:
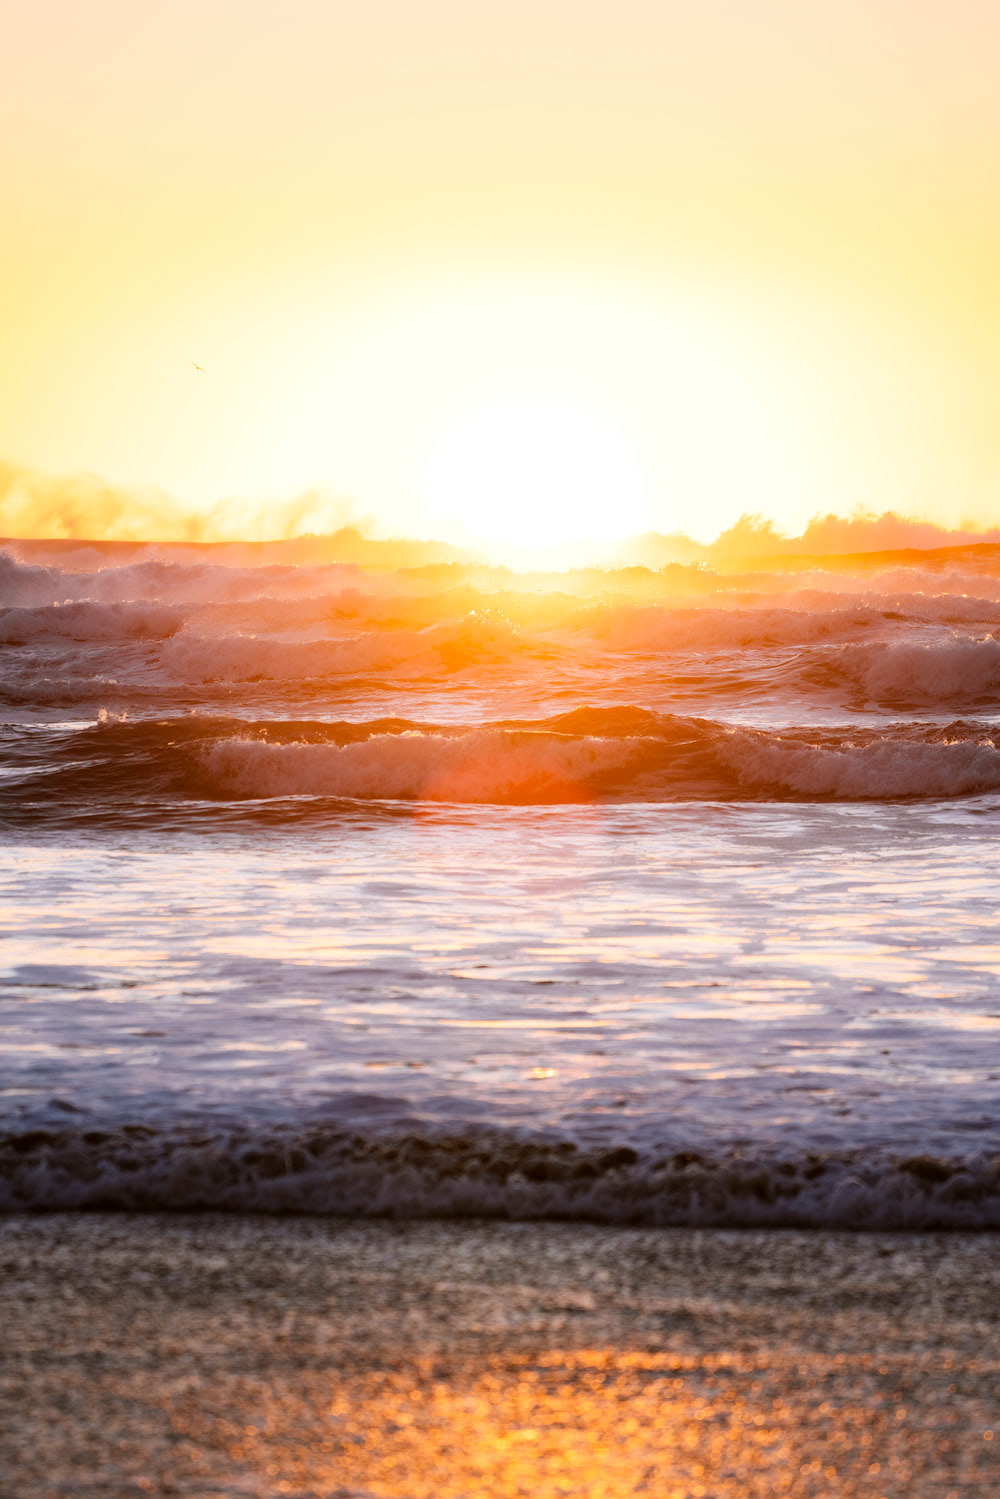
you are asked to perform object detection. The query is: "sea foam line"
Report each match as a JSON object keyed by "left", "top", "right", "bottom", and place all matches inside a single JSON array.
[{"left": 2, "top": 1123, "right": 997, "bottom": 1228}]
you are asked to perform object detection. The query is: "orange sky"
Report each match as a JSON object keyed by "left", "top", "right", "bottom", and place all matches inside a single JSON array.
[{"left": 2, "top": 1, "right": 999, "bottom": 548}]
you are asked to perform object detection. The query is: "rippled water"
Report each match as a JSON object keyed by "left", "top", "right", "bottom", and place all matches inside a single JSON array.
[{"left": 2, "top": 539, "right": 999, "bottom": 1223}]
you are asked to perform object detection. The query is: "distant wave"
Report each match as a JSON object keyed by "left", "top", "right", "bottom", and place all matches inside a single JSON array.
[
  {"left": 586, "top": 601, "right": 895, "bottom": 650},
  {"left": 161, "top": 617, "right": 522, "bottom": 682},
  {"left": 6, "top": 547, "right": 1000, "bottom": 779},
  {"left": 8, "top": 545, "right": 1000, "bottom": 625},
  {"left": 0, "top": 549, "right": 363, "bottom": 607},
  {"left": 7, "top": 611, "right": 1000, "bottom": 716},
  {"left": 582, "top": 595, "right": 1000, "bottom": 648},
  {"left": 0, "top": 599, "right": 187, "bottom": 642},
  {"left": 1, "top": 1120, "right": 996, "bottom": 1228}
]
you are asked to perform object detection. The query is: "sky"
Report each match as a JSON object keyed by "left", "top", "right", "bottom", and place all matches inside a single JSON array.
[{"left": 2, "top": 0, "right": 1000, "bottom": 550}]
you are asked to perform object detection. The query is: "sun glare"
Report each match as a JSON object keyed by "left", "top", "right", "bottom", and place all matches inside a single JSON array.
[
  {"left": 423, "top": 390, "right": 651, "bottom": 552},
  {"left": 0, "top": 262, "right": 853, "bottom": 552},
  {"left": 289, "top": 271, "right": 836, "bottom": 558}
]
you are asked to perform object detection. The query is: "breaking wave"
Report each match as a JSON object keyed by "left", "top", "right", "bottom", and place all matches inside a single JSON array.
[
  {"left": 8, "top": 531, "right": 1000, "bottom": 1229},
  {"left": 0, "top": 599, "right": 187, "bottom": 642},
  {"left": 204, "top": 720, "right": 1000, "bottom": 804},
  {"left": 203, "top": 725, "right": 643, "bottom": 803},
  {"left": 829, "top": 634, "right": 1000, "bottom": 705},
  {"left": 161, "top": 617, "right": 522, "bottom": 682},
  {"left": 8, "top": 549, "right": 1000, "bottom": 718},
  {"left": 587, "top": 601, "right": 895, "bottom": 650},
  {"left": 0, "top": 549, "right": 363, "bottom": 607},
  {"left": 718, "top": 726, "right": 1000, "bottom": 799},
  {"left": 4, "top": 709, "right": 1000, "bottom": 813}
]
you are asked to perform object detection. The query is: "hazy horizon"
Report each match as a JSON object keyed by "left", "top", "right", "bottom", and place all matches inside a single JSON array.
[
  {"left": 5, "top": 2, "right": 1000, "bottom": 552},
  {"left": 6, "top": 455, "right": 1000, "bottom": 571}
]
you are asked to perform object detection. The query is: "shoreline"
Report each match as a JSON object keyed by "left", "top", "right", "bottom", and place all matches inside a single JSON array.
[{"left": 3, "top": 1214, "right": 997, "bottom": 1497}]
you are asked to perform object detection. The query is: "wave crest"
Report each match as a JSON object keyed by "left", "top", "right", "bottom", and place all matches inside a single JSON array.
[
  {"left": 721, "top": 727, "right": 1000, "bottom": 799},
  {"left": 204, "top": 726, "right": 642, "bottom": 802},
  {"left": 832, "top": 634, "right": 1000, "bottom": 704},
  {"left": 4, "top": 711, "right": 1000, "bottom": 810},
  {"left": 0, "top": 599, "right": 187, "bottom": 643},
  {"left": 163, "top": 616, "right": 521, "bottom": 682}
]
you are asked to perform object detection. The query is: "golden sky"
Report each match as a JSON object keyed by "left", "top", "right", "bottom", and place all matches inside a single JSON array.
[{"left": 3, "top": 0, "right": 999, "bottom": 547}]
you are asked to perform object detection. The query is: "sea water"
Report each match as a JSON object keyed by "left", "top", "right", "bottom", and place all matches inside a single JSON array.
[{"left": 1, "top": 539, "right": 998, "bottom": 1224}]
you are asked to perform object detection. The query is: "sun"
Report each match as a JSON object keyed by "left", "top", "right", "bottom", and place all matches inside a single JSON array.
[
  {"left": 423, "top": 389, "right": 652, "bottom": 554},
  {"left": 336, "top": 271, "right": 833, "bottom": 556},
  {"left": 191, "top": 267, "right": 839, "bottom": 554}
]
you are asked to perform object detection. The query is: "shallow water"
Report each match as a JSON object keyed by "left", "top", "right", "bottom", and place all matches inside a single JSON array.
[{"left": 2, "top": 540, "right": 999, "bottom": 1223}]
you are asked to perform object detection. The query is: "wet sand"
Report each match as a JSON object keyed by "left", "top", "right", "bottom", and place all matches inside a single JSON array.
[{"left": 2, "top": 1216, "right": 997, "bottom": 1498}]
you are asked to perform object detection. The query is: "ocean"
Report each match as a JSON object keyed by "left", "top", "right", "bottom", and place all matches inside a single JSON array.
[{"left": 2, "top": 536, "right": 999, "bottom": 1227}]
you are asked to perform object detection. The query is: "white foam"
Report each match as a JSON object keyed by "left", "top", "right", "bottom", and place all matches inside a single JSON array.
[
  {"left": 163, "top": 617, "right": 520, "bottom": 682},
  {"left": 722, "top": 728, "right": 1000, "bottom": 798},
  {"left": 0, "top": 549, "right": 363, "bottom": 606},
  {"left": 587, "top": 602, "right": 892, "bottom": 651},
  {"left": 1, "top": 1125, "right": 996, "bottom": 1228},
  {"left": 0, "top": 600, "right": 186, "bottom": 643},
  {"left": 204, "top": 727, "right": 640, "bottom": 801},
  {"left": 835, "top": 634, "right": 1000, "bottom": 702}
]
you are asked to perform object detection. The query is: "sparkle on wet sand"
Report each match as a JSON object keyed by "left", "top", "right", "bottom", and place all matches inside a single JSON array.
[{"left": 3, "top": 1216, "right": 996, "bottom": 1498}]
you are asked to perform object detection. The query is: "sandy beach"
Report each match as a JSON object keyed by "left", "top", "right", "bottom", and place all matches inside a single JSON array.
[{"left": 2, "top": 1216, "right": 996, "bottom": 1498}]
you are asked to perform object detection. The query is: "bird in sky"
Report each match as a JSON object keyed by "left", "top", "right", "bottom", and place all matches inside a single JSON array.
[{"left": 192, "top": 363, "right": 205, "bottom": 373}]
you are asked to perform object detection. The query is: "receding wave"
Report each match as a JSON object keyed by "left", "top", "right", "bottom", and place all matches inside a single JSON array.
[{"left": 1, "top": 1121, "right": 996, "bottom": 1228}]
